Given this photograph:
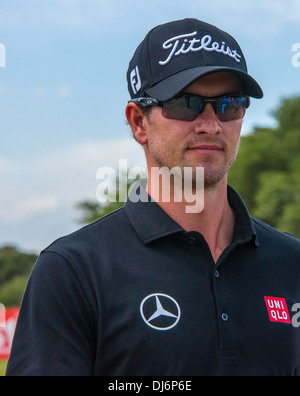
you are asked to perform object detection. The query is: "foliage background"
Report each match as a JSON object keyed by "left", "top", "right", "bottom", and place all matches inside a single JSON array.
[
  {"left": 229, "top": 96, "right": 300, "bottom": 237},
  {"left": 0, "top": 246, "right": 37, "bottom": 307}
]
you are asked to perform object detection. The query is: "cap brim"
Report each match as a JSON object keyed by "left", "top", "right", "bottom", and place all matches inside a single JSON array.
[{"left": 146, "top": 66, "right": 263, "bottom": 101}]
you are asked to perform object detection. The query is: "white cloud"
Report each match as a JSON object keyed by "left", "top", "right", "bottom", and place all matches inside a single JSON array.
[
  {"left": 0, "top": 156, "right": 15, "bottom": 173},
  {"left": 8, "top": 196, "right": 59, "bottom": 223},
  {"left": 36, "top": 138, "right": 146, "bottom": 186},
  {"left": 0, "top": 137, "right": 146, "bottom": 251}
]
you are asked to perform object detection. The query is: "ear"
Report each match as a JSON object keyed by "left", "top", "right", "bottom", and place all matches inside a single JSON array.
[{"left": 125, "top": 103, "right": 149, "bottom": 145}]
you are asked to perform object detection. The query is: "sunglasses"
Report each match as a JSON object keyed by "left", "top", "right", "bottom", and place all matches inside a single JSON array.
[{"left": 130, "top": 94, "right": 250, "bottom": 122}]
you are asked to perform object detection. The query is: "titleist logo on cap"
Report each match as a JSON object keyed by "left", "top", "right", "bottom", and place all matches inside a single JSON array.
[{"left": 159, "top": 31, "right": 242, "bottom": 66}]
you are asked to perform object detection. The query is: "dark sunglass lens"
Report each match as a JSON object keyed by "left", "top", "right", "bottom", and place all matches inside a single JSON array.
[
  {"left": 217, "top": 96, "right": 247, "bottom": 121},
  {"left": 162, "top": 96, "right": 203, "bottom": 121}
]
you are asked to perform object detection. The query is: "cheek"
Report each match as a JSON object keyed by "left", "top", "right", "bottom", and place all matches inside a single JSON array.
[
  {"left": 145, "top": 123, "right": 189, "bottom": 168},
  {"left": 224, "top": 121, "right": 242, "bottom": 146},
  {"left": 147, "top": 130, "right": 179, "bottom": 160},
  {"left": 146, "top": 114, "right": 188, "bottom": 150}
]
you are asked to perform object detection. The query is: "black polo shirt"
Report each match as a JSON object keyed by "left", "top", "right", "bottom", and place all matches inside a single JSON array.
[{"left": 6, "top": 182, "right": 300, "bottom": 376}]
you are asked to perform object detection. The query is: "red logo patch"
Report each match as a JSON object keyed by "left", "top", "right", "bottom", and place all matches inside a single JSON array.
[{"left": 264, "top": 296, "right": 291, "bottom": 324}]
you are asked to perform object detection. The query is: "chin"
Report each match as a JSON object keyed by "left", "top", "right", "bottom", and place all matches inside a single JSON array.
[{"left": 202, "top": 168, "right": 229, "bottom": 189}]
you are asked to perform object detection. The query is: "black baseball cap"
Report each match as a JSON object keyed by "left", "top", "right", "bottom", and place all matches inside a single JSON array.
[{"left": 127, "top": 18, "right": 263, "bottom": 101}]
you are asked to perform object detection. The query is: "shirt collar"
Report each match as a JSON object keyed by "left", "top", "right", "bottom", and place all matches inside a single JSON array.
[
  {"left": 125, "top": 179, "right": 183, "bottom": 244},
  {"left": 125, "top": 179, "right": 259, "bottom": 247},
  {"left": 227, "top": 185, "right": 259, "bottom": 247}
]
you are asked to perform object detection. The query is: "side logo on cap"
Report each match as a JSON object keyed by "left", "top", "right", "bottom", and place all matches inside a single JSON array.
[{"left": 130, "top": 66, "right": 142, "bottom": 95}]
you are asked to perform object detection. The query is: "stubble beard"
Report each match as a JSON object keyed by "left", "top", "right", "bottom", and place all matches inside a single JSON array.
[{"left": 150, "top": 145, "right": 238, "bottom": 191}]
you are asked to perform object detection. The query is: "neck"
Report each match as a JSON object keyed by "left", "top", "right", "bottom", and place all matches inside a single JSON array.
[{"left": 146, "top": 173, "right": 235, "bottom": 263}]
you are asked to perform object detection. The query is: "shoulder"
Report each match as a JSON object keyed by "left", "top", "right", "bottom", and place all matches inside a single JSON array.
[
  {"left": 252, "top": 217, "right": 300, "bottom": 252},
  {"left": 43, "top": 206, "right": 130, "bottom": 257},
  {"left": 30, "top": 206, "right": 132, "bottom": 300},
  {"left": 36, "top": 205, "right": 141, "bottom": 281}
]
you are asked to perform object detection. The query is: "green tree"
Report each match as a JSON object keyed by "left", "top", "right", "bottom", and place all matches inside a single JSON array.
[
  {"left": 0, "top": 246, "right": 37, "bottom": 307},
  {"left": 77, "top": 200, "right": 125, "bottom": 225},
  {"left": 229, "top": 96, "right": 300, "bottom": 238},
  {"left": 77, "top": 177, "right": 138, "bottom": 224},
  {"left": 272, "top": 96, "right": 300, "bottom": 132}
]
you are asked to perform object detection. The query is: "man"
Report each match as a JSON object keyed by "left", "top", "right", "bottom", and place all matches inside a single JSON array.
[{"left": 7, "top": 18, "right": 300, "bottom": 376}]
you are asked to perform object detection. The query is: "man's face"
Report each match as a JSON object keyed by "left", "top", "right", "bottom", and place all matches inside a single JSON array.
[{"left": 142, "top": 72, "right": 244, "bottom": 188}]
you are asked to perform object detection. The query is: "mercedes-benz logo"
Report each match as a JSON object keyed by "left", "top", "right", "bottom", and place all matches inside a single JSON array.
[{"left": 140, "top": 293, "right": 181, "bottom": 331}]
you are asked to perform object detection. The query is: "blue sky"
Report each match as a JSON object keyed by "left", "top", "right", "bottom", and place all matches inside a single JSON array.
[{"left": 0, "top": 0, "right": 299, "bottom": 252}]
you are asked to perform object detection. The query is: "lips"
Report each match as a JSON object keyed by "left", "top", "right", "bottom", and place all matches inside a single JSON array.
[{"left": 188, "top": 144, "right": 223, "bottom": 151}]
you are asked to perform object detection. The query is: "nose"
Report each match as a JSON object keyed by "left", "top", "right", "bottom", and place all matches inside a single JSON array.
[{"left": 193, "top": 103, "right": 222, "bottom": 135}]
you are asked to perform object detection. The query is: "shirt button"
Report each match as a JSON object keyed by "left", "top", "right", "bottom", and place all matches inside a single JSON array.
[
  {"left": 221, "top": 313, "right": 229, "bottom": 322},
  {"left": 187, "top": 236, "right": 196, "bottom": 245},
  {"left": 215, "top": 270, "right": 220, "bottom": 278}
]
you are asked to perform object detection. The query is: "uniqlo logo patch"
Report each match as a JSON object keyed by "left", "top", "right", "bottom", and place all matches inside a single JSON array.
[{"left": 264, "top": 296, "right": 291, "bottom": 324}]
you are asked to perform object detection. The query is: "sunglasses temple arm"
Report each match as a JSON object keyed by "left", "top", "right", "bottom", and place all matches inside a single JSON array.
[{"left": 128, "top": 97, "right": 160, "bottom": 107}]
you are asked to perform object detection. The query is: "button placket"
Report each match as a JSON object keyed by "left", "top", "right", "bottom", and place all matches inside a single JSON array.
[{"left": 213, "top": 265, "right": 239, "bottom": 364}]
